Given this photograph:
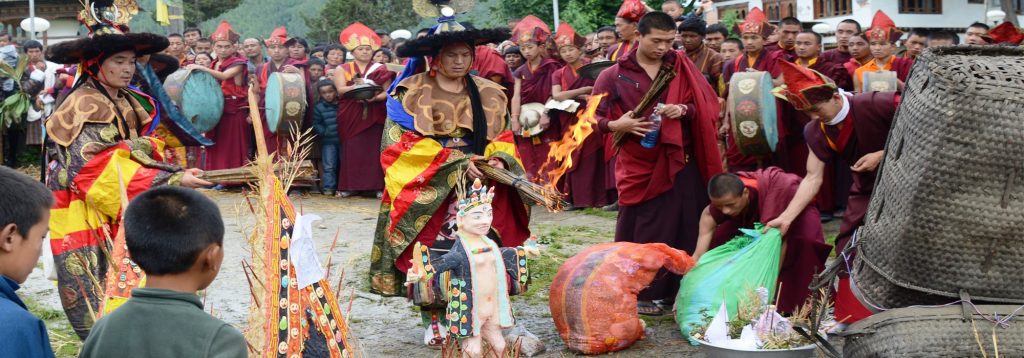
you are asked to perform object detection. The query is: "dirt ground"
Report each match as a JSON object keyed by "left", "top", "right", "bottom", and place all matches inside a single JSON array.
[{"left": 21, "top": 189, "right": 841, "bottom": 357}]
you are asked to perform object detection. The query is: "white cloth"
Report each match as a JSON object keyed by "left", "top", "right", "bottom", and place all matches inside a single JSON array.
[
  {"left": 825, "top": 89, "right": 852, "bottom": 126},
  {"left": 362, "top": 62, "right": 384, "bottom": 86},
  {"left": 290, "top": 214, "right": 326, "bottom": 289}
]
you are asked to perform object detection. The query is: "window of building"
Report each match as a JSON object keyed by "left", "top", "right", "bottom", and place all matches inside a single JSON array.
[
  {"left": 899, "top": 0, "right": 942, "bottom": 14},
  {"left": 814, "top": 0, "right": 852, "bottom": 18}
]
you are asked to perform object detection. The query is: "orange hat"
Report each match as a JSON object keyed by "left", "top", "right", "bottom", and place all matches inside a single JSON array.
[
  {"left": 265, "top": 26, "right": 289, "bottom": 46},
  {"left": 553, "top": 22, "right": 585, "bottom": 49},
  {"left": 866, "top": 10, "right": 903, "bottom": 44},
  {"left": 778, "top": 60, "right": 838, "bottom": 111},
  {"left": 512, "top": 15, "right": 551, "bottom": 45},
  {"left": 735, "top": 7, "right": 774, "bottom": 38},
  {"left": 987, "top": 21, "right": 1023, "bottom": 45},
  {"left": 210, "top": 20, "right": 240, "bottom": 43},
  {"left": 339, "top": 22, "right": 381, "bottom": 51},
  {"left": 617, "top": 0, "right": 648, "bottom": 23}
]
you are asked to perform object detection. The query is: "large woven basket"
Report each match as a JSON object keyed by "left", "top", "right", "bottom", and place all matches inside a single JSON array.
[
  {"left": 852, "top": 45, "right": 1024, "bottom": 309},
  {"left": 841, "top": 304, "right": 1024, "bottom": 357}
]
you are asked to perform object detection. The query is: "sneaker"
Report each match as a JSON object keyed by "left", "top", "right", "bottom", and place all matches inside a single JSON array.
[
  {"left": 375, "top": 191, "right": 383, "bottom": 199},
  {"left": 339, "top": 191, "right": 355, "bottom": 198},
  {"left": 324, "top": 190, "right": 336, "bottom": 197},
  {"left": 601, "top": 202, "right": 619, "bottom": 212}
]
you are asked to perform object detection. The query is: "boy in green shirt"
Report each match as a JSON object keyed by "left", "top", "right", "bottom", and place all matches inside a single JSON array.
[{"left": 80, "top": 187, "right": 247, "bottom": 358}]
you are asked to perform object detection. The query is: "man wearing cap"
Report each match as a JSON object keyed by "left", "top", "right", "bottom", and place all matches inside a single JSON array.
[
  {"left": 189, "top": 21, "right": 251, "bottom": 171},
  {"left": 333, "top": 22, "right": 396, "bottom": 198},
  {"left": 44, "top": 6, "right": 211, "bottom": 337},
  {"left": 721, "top": 7, "right": 784, "bottom": 172},
  {"left": 510, "top": 16, "right": 562, "bottom": 181},
  {"left": 592, "top": 11, "right": 722, "bottom": 316},
  {"left": 254, "top": 26, "right": 303, "bottom": 155},
  {"left": 368, "top": 12, "right": 529, "bottom": 350},
  {"left": 852, "top": 11, "right": 913, "bottom": 92},
  {"left": 769, "top": 60, "right": 900, "bottom": 329},
  {"left": 549, "top": 22, "right": 615, "bottom": 209},
  {"left": 608, "top": 0, "right": 648, "bottom": 61},
  {"left": 677, "top": 13, "right": 723, "bottom": 90}
]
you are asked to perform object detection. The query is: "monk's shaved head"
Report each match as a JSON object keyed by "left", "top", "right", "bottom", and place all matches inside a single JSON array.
[{"left": 708, "top": 173, "right": 745, "bottom": 199}]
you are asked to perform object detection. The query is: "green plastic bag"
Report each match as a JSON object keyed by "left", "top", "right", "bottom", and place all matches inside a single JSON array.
[{"left": 675, "top": 224, "right": 782, "bottom": 344}]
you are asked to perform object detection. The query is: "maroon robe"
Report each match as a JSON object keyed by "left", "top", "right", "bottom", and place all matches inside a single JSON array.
[
  {"left": 779, "top": 58, "right": 853, "bottom": 213},
  {"left": 551, "top": 63, "right": 615, "bottom": 208},
  {"left": 605, "top": 40, "right": 638, "bottom": 62},
  {"left": 204, "top": 55, "right": 251, "bottom": 171},
  {"left": 336, "top": 62, "right": 396, "bottom": 192},
  {"left": 804, "top": 91, "right": 899, "bottom": 323},
  {"left": 593, "top": 48, "right": 723, "bottom": 301},
  {"left": 254, "top": 60, "right": 298, "bottom": 156},
  {"left": 472, "top": 46, "right": 514, "bottom": 89},
  {"left": 765, "top": 42, "right": 797, "bottom": 62},
  {"left": 721, "top": 50, "right": 784, "bottom": 172},
  {"left": 513, "top": 59, "right": 562, "bottom": 180},
  {"left": 820, "top": 49, "right": 853, "bottom": 70},
  {"left": 708, "top": 167, "right": 832, "bottom": 313}
]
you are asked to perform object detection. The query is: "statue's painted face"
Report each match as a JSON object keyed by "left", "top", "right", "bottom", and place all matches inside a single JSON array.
[{"left": 457, "top": 204, "right": 493, "bottom": 237}]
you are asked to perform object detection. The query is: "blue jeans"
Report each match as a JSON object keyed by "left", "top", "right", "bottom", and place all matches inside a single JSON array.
[{"left": 321, "top": 143, "right": 340, "bottom": 192}]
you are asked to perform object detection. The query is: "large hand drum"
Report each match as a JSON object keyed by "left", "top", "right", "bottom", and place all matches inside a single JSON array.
[
  {"left": 163, "top": 69, "right": 224, "bottom": 133},
  {"left": 863, "top": 70, "right": 898, "bottom": 92},
  {"left": 265, "top": 72, "right": 307, "bottom": 134},
  {"left": 728, "top": 71, "right": 778, "bottom": 156}
]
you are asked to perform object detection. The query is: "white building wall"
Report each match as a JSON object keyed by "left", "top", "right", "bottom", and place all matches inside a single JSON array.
[{"left": 711, "top": 0, "right": 1024, "bottom": 30}]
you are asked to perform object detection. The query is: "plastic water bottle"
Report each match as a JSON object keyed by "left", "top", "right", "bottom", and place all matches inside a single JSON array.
[{"left": 640, "top": 103, "right": 665, "bottom": 149}]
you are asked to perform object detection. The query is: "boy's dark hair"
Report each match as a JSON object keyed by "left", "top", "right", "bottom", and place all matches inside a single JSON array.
[
  {"left": 779, "top": 17, "right": 801, "bottom": 27},
  {"left": 0, "top": 32, "right": 10, "bottom": 41},
  {"left": 196, "top": 38, "right": 212, "bottom": 45},
  {"left": 124, "top": 187, "right": 224, "bottom": 275},
  {"left": 167, "top": 33, "right": 183, "bottom": 39},
  {"left": 316, "top": 79, "right": 335, "bottom": 92},
  {"left": 839, "top": 19, "right": 862, "bottom": 33},
  {"left": 311, "top": 45, "right": 325, "bottom": 55},
  {"left": 0, "top": 166, "right": 53, "bottom": 237},
  {"left": 799, "top": 30, "right": 822, "bottom": 44},
  {"left": 183, "top": 27, "right": 202, "bottom": 36},
  {"left": 22, "top": 40, "right": 43, "bottom": 51},
  {"left": 909, "top": 28, "right": 929, "bottom": 38},
  {"left": 194, "top": 52, "right": 212, "bottom": 60},
  {"left": 325, "top": 44, "right": 344, "bottom": 53},
  {"left": 597, "top": 26, "right": 618, "bottom": 37},
  {"left": 503, "top": 45, "right": 521, "bottom": 56},
  {"left": 706, "top": 24, "right": 729, "bottom": 38},
  {"left": 968, "top": 22, "right": 990, "bottom": 31},
  {"left": 707, "top": 173, "right": 744, "bottom": 198},
  {"left": 638, "top": 12, "right": 676, "bottom": 35},
  {"left": 307, "top": 57, "right": 325, "bottom": 67},
  {"left": 373, "top": 48, "right": 394, "bottom": 62},
  {"left": 723, "top": 37, "right": 744, "bottom": 49},
  {"left": 928, "top": 30, "right": 960, "bottom": 44}
]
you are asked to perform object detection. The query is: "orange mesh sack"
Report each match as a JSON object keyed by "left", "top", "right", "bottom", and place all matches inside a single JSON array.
[{"left": 548, "top": 242, "right": 696, "bottom": 354}]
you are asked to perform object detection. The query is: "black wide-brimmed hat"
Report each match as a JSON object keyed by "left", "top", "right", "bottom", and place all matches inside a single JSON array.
[
  {"left": 47, "top": 32, "right": 169, "bottom": 65},
  {"left": 397, "top": 27, "right": 509, "bottom": 58}
]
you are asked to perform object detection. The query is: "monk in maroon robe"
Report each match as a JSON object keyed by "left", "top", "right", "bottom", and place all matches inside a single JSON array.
[
  {"left": 550, "top": 22, "right": 615, "bottom": 208},
  {"left": 722, "top": 8, "right": 784, "bottom": 172},
  {"left": 510, "top": 16, "right": 562, "bottom": 180},
  {"left": 819, "top": 19, "right": 862, "bottom": 70},
  {"left": 592, "top": 12, "right": 722, "bottom": 314},
  {"left": 770, "top": 60, "right": 899, "bottom": 327},
  {"left": 334, "top": 23, "right": 396, "bottom": 196},
  {"left": 472, "top": 45, "right": 513, "bottom": 89},
  {"left": 254, "top": 26, "right": 301, "bottom": 157},
  {"left": 763, "top": 17, "right": 800, "bottom": 62},
  {"left": 193, "top": 21, "right": 250, "bottom": 171},
  {"left": 695, "top": 169, "right": 832, "bottom": 313}
]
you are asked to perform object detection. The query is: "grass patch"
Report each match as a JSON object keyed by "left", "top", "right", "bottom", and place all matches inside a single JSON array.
[
  {"left": 825, "top": 233, "right": 838, "bottom": 258},
  {"left": 24, "top": 296, "right": 81, "bottom": 357},
  {"left": 580, "top": 208, "right": 617, "bottom": 219}
]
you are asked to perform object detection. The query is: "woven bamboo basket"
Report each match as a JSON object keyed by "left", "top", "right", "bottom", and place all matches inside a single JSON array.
[
  {"left": 852, "top": 45, "right": 1024, "bottom": 309},
  {"left": 841, "top": 304, "right": 1024, "bottom": 357}
]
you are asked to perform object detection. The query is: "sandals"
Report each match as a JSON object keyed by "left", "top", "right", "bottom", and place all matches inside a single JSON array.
[{"left": 637, "top": 301, "right": 666, "bottom": 316}]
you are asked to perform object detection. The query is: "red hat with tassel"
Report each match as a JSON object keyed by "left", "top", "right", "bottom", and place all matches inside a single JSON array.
[
  {"left": 866, "top": 10, "right": 903, "bottom": 44},
  {"left": 553, "top": 22, "right": 586, "bottom": 49},
  {"left": 734, "top": 7, "right": 774, "bottom": 38},
  {"left": 210, "top": 20, "right": 240, "bottom": 43},
  {"left": 778, "top": 60, "right": 839, "bottom": 111},
  {"left": 617, "top": 0, "right": 649, "bottom": 23},
  {"left": 512, "top": 15, "right": 551, "bottom": 45}
]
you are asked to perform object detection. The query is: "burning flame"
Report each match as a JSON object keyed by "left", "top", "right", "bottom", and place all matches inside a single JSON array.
[{"left": 539, "top": 93, "right": 607, "bottom": 193}]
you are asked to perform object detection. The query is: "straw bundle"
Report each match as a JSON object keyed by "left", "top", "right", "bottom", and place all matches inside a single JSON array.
[
  {"left": 473, "top": 159, "right": 568, "bottom": 212},
  {"left": 612, "top": 64, "right": 677, "bottom": 148}
]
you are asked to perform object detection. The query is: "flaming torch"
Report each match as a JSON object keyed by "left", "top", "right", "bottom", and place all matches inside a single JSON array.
[{"left": 539, "top": 93, "right": 607, "bottom": 195}]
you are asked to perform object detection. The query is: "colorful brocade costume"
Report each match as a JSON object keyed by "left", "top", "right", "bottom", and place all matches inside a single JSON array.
[
  {"left": 369, "top": 72, "right": 532, "bottom": 296},
  {"left": 45, "top": 81, "right": 185, "bottom": 338}
]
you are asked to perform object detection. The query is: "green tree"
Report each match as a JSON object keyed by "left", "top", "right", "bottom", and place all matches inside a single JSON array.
[
  {"left": 199, "top": 0, "right": 329, "bottom": 40},
  {"left": 492, "top": 0, "right": 623, "bottom": 34},
  {"left": 183, "top": 0, "right": 244, "bottom": 26},
  {"left": 305, "top": 0, "right": 419, "bottom": 44}
]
